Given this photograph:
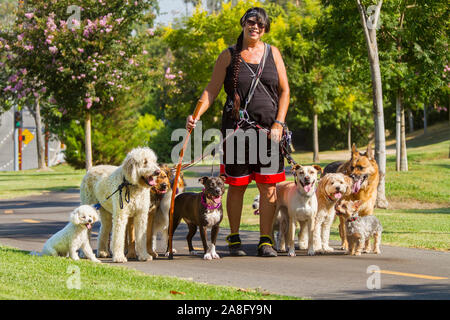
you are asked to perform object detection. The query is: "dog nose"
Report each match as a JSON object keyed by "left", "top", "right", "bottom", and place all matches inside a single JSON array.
[
  {"left": 336, "top": 186, "right": 341, "bottom": 192},
  {"left": 161, "top": 183, "right": 167, "bottom": 189},
  {"left": 154, "top": 169, "right": 161, "bottom": 176},
  {"left": 88, "top": 219, "right": 93, "bottom": 223}
]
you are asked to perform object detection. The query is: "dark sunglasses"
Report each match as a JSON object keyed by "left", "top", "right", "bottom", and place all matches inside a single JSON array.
[{"left": 246, "top": 19, "right": 265, "bottom": 29}]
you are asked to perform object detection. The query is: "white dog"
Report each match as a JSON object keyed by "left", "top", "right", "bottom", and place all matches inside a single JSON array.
[
  {"left": 274, "top": 164, "right": 322, "bottom": 256},
  {"left": 80, "top": 147, "right": 160, "bottom": 263},
  {"left": 37, "top": 205, "right": 100, "bottom": 262}
]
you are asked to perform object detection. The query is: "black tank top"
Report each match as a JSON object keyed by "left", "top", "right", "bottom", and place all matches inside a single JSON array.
[{"left": 222, "top": 44, "right": 279, "bottom": 132}]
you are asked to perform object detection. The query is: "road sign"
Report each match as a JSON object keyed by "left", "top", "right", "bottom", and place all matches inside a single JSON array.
[{"left": 22, "top": 129, "right": 34, "bottom": 145}]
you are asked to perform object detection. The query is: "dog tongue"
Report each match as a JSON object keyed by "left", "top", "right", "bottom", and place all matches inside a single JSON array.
[
  {"left": 352, "top": 180, "right": 362, "bottom": 193},
  {"left": 147, "top": 176, "right": 156, "bottom": 186},
  {"left": 86, "top": 223, "right": 92, "bottom": 230},
  {"left": 334, "top": 192, "right": 342, "bottom": 199},
  {"left": 304, "top": 184, "right": 312, "bottom": 193},
  {"left": 213, "top": 195, "right": 222, "bottom": 204}
]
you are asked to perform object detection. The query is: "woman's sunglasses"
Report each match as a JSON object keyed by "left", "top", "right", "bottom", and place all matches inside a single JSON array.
[{"left": 246, "top": 19, "right": 265, "bottom": 29}]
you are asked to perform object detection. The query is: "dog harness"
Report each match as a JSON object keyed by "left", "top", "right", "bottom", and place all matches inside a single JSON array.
[
  {"left": 200, "top": 189, "right": 222, "bottom": 210},
  {"left": 93, "top": 177, "right": 132, "bottom": 210}
]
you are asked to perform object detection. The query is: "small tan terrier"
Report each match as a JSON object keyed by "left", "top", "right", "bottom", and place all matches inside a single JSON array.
[{"left": 335, "top": 199, "right": 383, "bottom": 256}]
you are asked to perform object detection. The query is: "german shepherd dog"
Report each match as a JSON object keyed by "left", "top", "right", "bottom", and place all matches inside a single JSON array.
[{"left": 323, "top": 144, "right": 379, "bottom": 250}]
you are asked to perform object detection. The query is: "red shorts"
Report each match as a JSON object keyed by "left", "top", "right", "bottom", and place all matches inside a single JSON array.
[
  {"left": 220, "top": 129, "right": 286, "bottom": 186},
  {"left": 220, "top": 164, "right": 285, "bottom": 186}
]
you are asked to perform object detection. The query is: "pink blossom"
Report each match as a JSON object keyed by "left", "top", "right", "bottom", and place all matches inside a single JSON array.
[
  {"left": 85, "top": 97, "right": 93, "bottom": 109},
  {"left": 24, "top": 44, "right": 34, "bottom": 51},
  {"left": 25, "top": 13, "right": 34, "bottom": 19},
  {"left": 77, "top": 48, "right": 84, "bottom": 53},
  {"left": 92, "top": 67, "right": 97, "bottom": 72},
  {"left": 142, "top": 50, "right": 148, "bottom": 55},
  {"left": 57, "top": 67, "right": 64, "bottom": 72},
  {"left": 17, "top": 33, "right": 24, "bottom": 41},
  {"left": 49, "top": 46, "right": 58, "bottom": 54},
  {"left": 119, "top": 51, "right": 125, "bottom": 56},
  {"left": 147, "top": 28, "right": 155, "bottom": 36},
  {"left": 116, "top": 18, "right": 124, "bottom": 24},
  {"left": 94, "top": 97, "right": 100, "bottom": 102},
  {"left": 110, "top": 96, "right": 114, "bottom": 101}
]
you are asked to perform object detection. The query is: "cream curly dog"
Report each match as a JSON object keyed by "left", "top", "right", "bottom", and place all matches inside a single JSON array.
[
  {"left": 37, "top": 205, "right": 100, "bottom": 262},
  {"left": 80, "top": 147, "right": 160, "bottom": 263}
]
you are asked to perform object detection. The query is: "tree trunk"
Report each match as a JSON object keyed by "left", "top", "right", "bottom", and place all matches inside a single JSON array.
[
  {"left": 347, "top": 111, "right": 352, "bottom": 152},
  {"left": 423, "top": 104, "right": 427, "bottom": 135},
  {"left": 85, "top": 111, "right": 93, "bottom": 171},
  {"left": 34, "top": 97, "right": 47, "bottom": 170},
  {"left": 408, "top": 108, "right": 414, "bottom": 133},
  {"left": 356, "top": 0, "right": 388, "bottom": 209},
  {"left": 313, "top": 112, "right": 319, "bottom": 162},
  {"left": 395, "top": 91, "right": 401, "bottom": 171},
  {"left": 400, "top": 102, "right": 408, "bottom": 171}
]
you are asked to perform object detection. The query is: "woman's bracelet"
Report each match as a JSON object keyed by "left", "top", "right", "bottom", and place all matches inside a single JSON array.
[{"left": 274, "top": 120, "right": 285, "bottom": 127}]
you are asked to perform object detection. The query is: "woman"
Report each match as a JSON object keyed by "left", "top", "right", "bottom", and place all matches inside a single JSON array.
[{"left": 186, "top": 7, "right": 290, "bottom": 257}]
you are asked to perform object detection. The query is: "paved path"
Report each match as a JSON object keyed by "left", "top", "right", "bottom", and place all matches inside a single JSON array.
[{"left": 0, "top": 187, "right": 449, "bottom": 300}]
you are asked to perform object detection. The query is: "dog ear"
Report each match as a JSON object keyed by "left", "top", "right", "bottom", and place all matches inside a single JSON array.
[
  {"left": 351, "top": 143, "right": 358, "bottom": 159},
  {"left": 344, "top": 175, "right": 354, "bottom": 195},
  {"left": 313, "top": 165, "right": 323, "bottom": 176},
  {"left": 291, "top": 164, "right": 300, "bottom": 171},
  {"left": 353, "top": 200, "right": 362, "bottom": 210},
  {"left": 198, "top": 176, "right": 208, "bottom": 185},
  {"left": 219, "top": 174, "right": 226, "bottom": 182},
  {"left": 70, "top": 208, "right": 82, "bottom": 225},
  {"left": 366, "top": 144, "right": 374, "bottom": 160},
  {"left": 122, "top": 153, "right": 138, "bottom": 184}
]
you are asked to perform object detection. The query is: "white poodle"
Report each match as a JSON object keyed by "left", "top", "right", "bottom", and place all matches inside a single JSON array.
[
  {"left": 80, "top": 147, "right": 160, "bottom": 263},
  {"left": 38, "top": 205, "right": 100, "bottom": 262}
]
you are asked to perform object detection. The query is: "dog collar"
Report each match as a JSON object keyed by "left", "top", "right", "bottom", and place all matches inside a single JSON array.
[
  {"left": 200, "top": 190, "right": 222, "bottom": 210},
  {"left": 349, "top": 216, "right": 358, "bottom": 222}
]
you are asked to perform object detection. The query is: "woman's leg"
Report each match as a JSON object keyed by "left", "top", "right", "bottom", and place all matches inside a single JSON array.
[
  {"left": 256, "top": 182, "right": 277, "bottom": 236},
  {"left": 256, "top": 182, "right": 278, "bottom": 257},
  {"left": 226, "top": 184, "right": 248, "bottom": 233}
]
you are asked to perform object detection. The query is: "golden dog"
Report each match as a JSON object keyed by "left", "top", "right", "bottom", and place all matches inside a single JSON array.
[{"left": 323, "top": 144, "right": 380, "bottom": 250}]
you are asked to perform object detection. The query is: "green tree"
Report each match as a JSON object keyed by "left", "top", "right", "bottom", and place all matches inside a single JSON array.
[{"left": 1, "top": 0, "right": 158, "bottom": 170}]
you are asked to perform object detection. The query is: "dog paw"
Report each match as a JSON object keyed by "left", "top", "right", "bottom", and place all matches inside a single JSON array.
[
  {"left": 113, "top": 255, "right": 128, "bottom": 263},
  {"left": 307, "top": 249, "right": 315, "bottom": 256},
  {"left": 322, "top": 246, "right": 334, "bottom": 253},
  {"left": 97, "top": 250, "right": 110, "bottom": 258},
  {"left": 126, "top": 251, "right": 137, "bottom": 259},
  {"left": 287, "top": 249, "right": 296, "bottom": 257},
  {"left": 138, "top": 253, "right": 152, "bottom": 261},
  {"left": 298, "top": 242, "right": 308, "bottom": 250},
  {"left": 190, "top": 250, "right": 198, "bottom": 256},
  {"left": 203, "top": 253, "right": 213, "bottom": 260},
  {"left": 212, "top": 252, "right": 220, "bottom": 259},
  {"left": 149, "top": 250, "right": 159, "bottom": 258},
  {"left": 91, "top": 258, "right": 102, "bottom": 263},
  {"left": 374, "top": 249, "right": 381, "bottom": 254}
]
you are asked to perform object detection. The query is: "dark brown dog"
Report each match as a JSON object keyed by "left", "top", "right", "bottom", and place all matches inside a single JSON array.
[
  {"left": 323, "top": 143, "right": 380, "bottom": 250},
  {"left": 171, "top": 175, "right": 225, "bottom": 260}
]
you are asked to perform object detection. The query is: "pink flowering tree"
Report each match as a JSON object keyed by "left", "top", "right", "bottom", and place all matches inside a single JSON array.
[{"left": 1, "top": 0, "right": 158, "bottom": 170}]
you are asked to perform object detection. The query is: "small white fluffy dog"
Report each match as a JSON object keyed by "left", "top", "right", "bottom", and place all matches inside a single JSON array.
[
  {"left": 38, "top": 205, "right": 100, "bottom": 262},
  {"left": 274, "top": 164, "right": 322, "bottom": 256},
  {"left": 314, "top": 173, "right": 353, "bottom": 253},
  {"left": 80, "top": 147, "right": 160, "bottom": 263}
]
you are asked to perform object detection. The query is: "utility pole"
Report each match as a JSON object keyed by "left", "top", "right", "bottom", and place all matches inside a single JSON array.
[{"left": 13, "top": 107, "right": 23, "bottom": 171}]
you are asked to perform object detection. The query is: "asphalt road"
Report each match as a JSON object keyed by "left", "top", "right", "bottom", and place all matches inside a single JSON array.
[{"left": 0, "top": 187, "right": 449, "bottom": 300}]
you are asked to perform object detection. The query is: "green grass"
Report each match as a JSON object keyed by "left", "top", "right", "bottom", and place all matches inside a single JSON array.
[
  {"left": 0, "top": 164, "right": 85, "bottom": 200},
  {"left": 0, "top": 246, "right": 299, "bottom": 300}
]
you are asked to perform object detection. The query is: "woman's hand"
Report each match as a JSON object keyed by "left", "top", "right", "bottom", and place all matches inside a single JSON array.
[
  {"left": 186, "top": 115, "right": 198, "bottom": 130},
  {"left": 270, "top": 122, "right": 283, "bottom": 143}
]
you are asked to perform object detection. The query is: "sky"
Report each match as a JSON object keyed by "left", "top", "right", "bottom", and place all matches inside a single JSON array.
[{"left": 154, "top": 0, "right": 197, "bottom": 26}]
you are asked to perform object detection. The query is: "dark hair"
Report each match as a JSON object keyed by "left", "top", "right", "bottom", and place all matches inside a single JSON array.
[{"left": 231, "top": 7, "right": 270, "bottom": 120}]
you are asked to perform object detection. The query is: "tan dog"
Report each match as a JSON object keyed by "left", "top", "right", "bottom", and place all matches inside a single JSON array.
[
  {"left": 126, "top": 165, "right": 173, "bottom": 259},
  {"left": 313, "top": 173, "right": 352, "bottom": 253},
  {"left": 323, "top": 144, "right": 380, "bottom": 250},
  {"left": 274, "top": 164, "right": 322, "bottom": 256}
]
